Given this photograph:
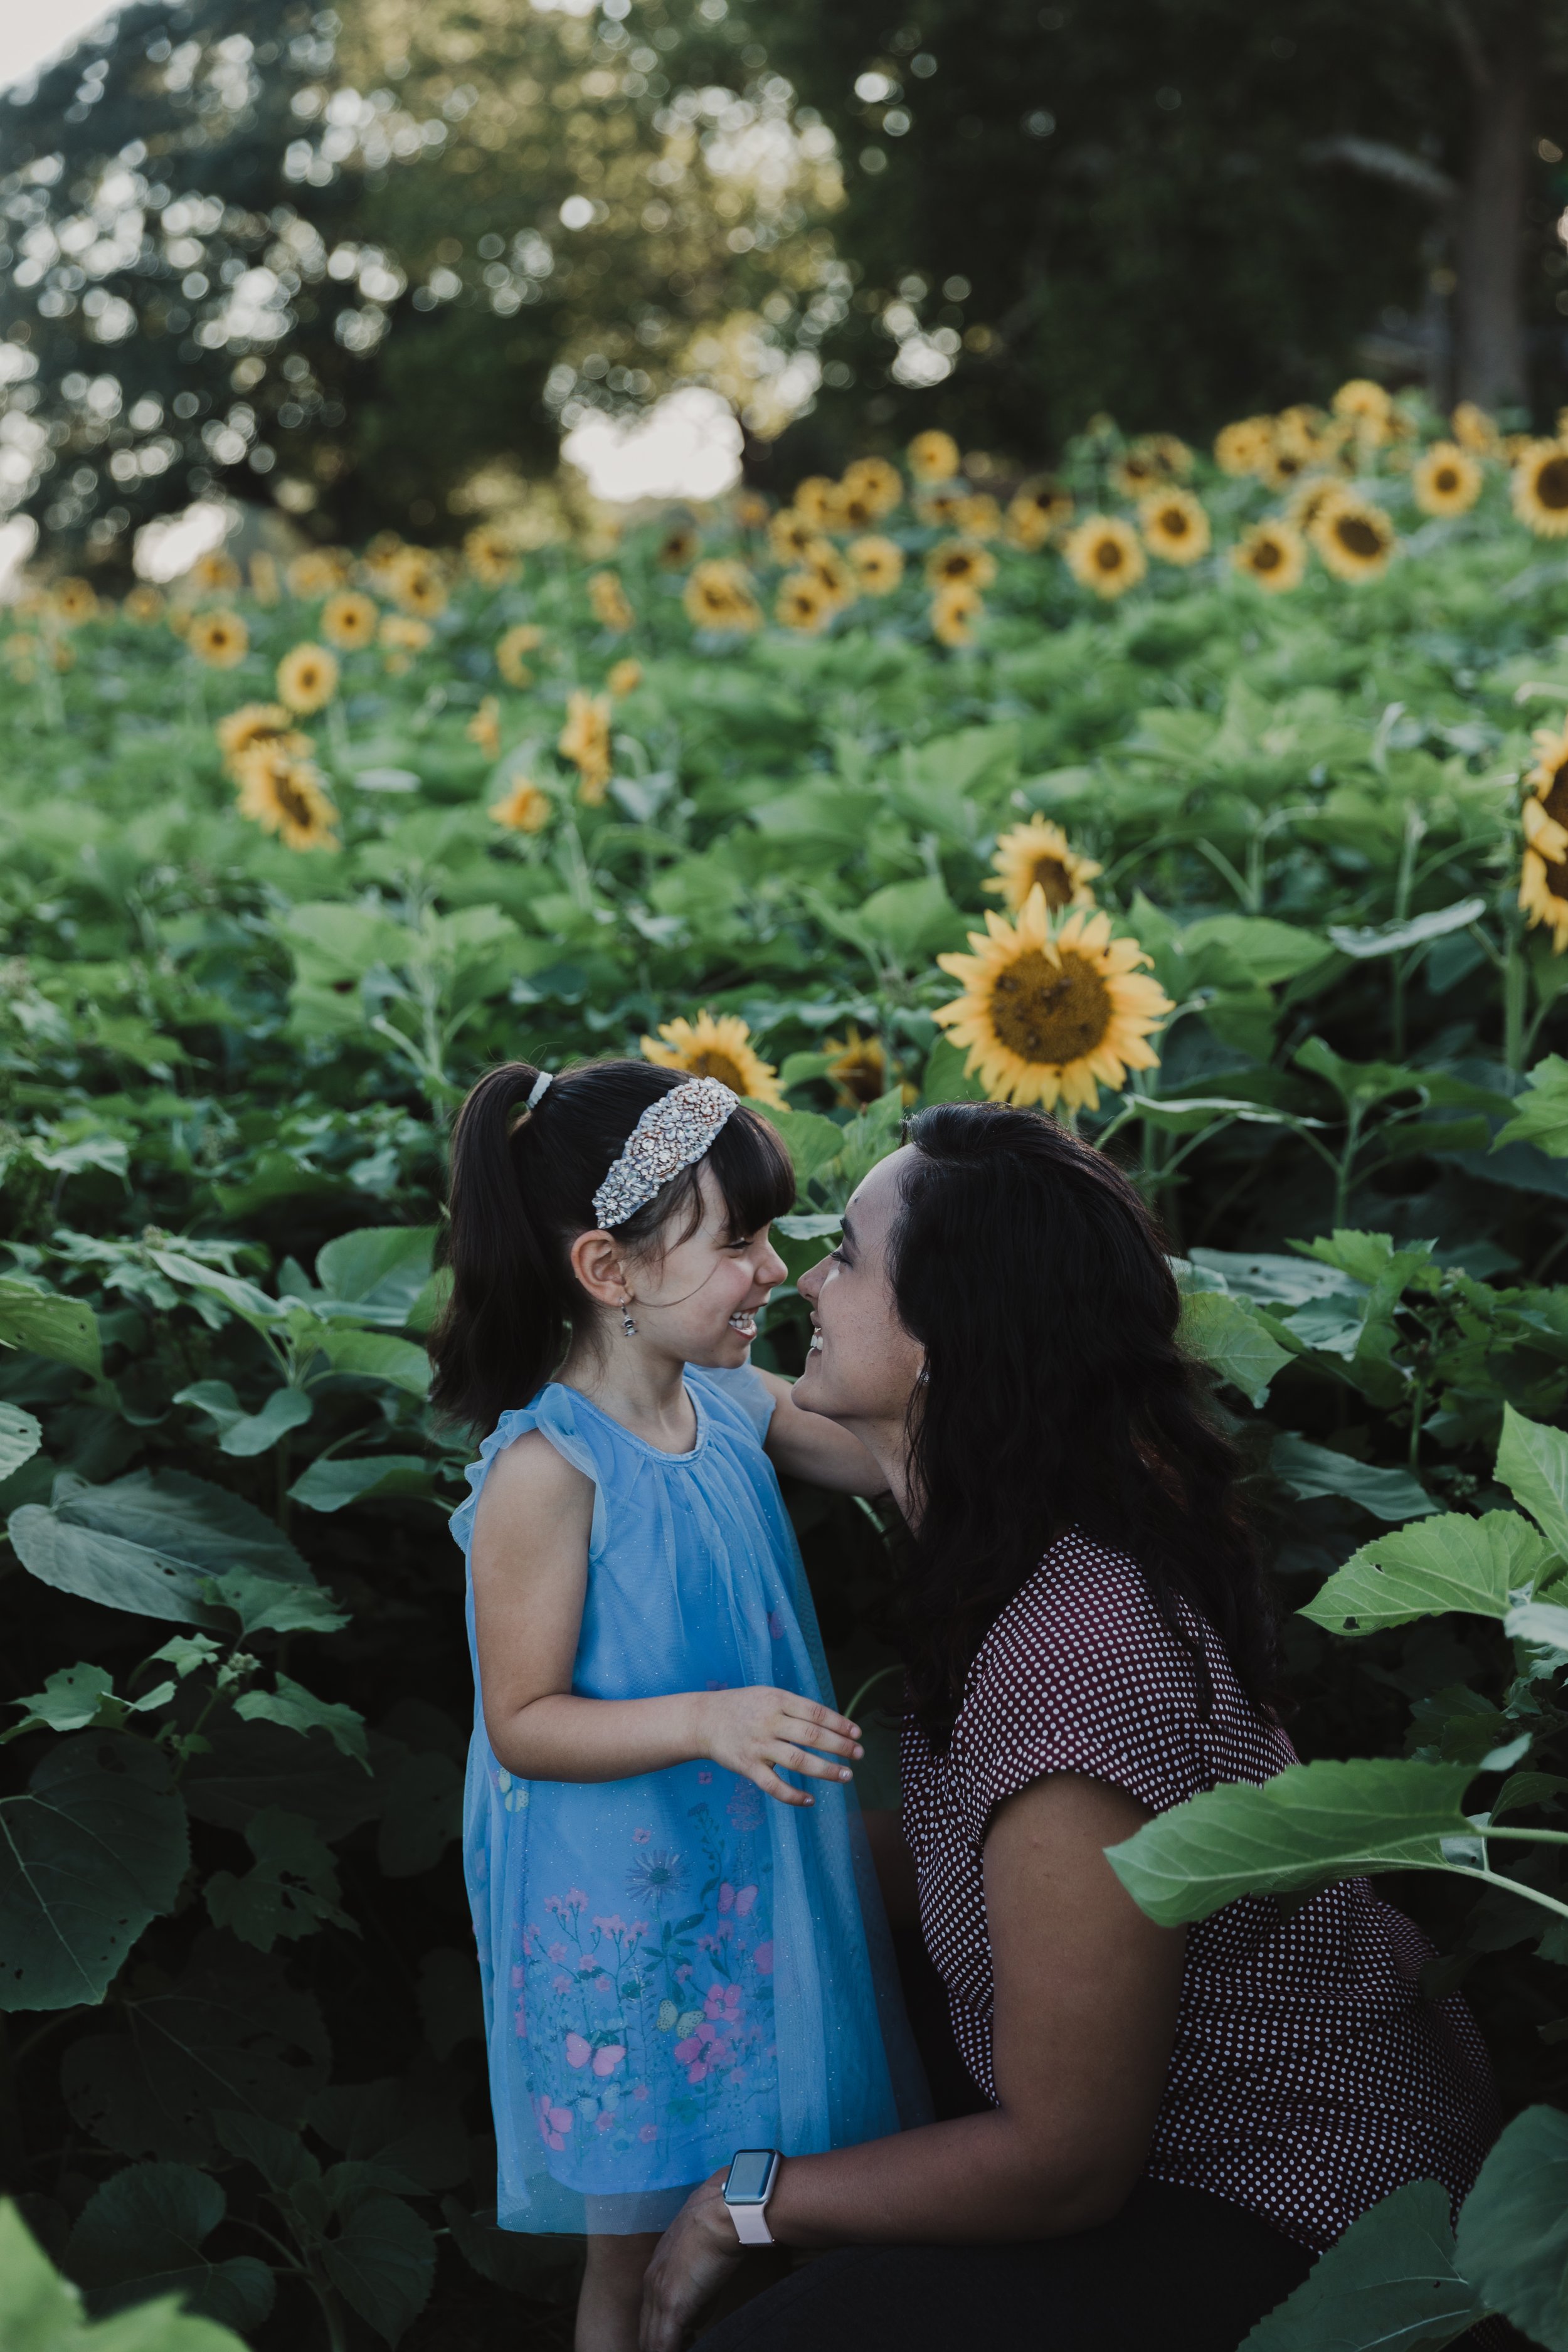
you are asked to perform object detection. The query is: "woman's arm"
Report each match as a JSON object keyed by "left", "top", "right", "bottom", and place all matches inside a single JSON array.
[
  {"left": 640, "top": 1772, "right": 1186, "bottom": 2349},
  {"left": 471, "top": 1431, "right": 864, "bottom": 1804},
  {"left": 753, "top": 1367, "right": 890, "bottom": 1493}
]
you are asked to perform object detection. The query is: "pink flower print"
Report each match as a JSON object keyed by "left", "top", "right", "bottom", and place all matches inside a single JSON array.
[
  {"left": 547, "top": 1942, "right": 568, "bottom": 1964},
  {"left": 675, "top": 1963, "right": 692, "bottom": 1982},
  {"left": 734, "top": 1885, "right": 758, "bottom": 1917},
  {"left": 697, "top": 1769, "right": 712, "bottom": 1784},
  {"left": 768, "top": 1610, "right": 785, "bottom": 1640},
  {"left": 686, "top": 2060, "right": 709, "bottom": 2085},
  {"left": 513, "top": 2003, "right": 527, "bottom": 2040},
  {"left": 633, "top": 1827, "right": 652, "bottom": 1845},
  {"left": 754, "top": 1941, "right": 774, "bottom": 1975},
  {"left": 596, "top": 2111, "right": 615, "bottom": 2132},
  {"left": 632, "top": 2082, "right": 649, "bottom": 2101},
  {"left": 511, "top": 1964, "right": 525, "bottom": 1989},
  {"left": 718, "top": 1883, "right": 734, "bottom": 1914},
  {"left": 543, "top": 1895, "right": 561, "bottom": 1915},
  {"left": 673, "top": 2034, "right": 703, "bottom": 2065},
  {"left": 639, "top": 2123, "right": 658, "bottom": 2143},
  {"left": 553, "top": 1974, "right": 572, "bottom": 1994},
  {"left": 592, "top": 1914, "right": 626, "bottom": 1934},
  {"left": 592, "top": 2043, "right": 627, "bottom": 2077},
  {"left": 568, "top": 1887, "right": 588, "bottom": 1909},
  {"left": 565, "top": 2032, "right": 593, "bottom": 2070},
  {"left": 549, "top": 2104, "right": 574, "bottom": 2134}
]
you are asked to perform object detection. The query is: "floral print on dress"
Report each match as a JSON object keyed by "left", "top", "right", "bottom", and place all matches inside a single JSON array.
[{"left": 513, "top": 1785, "right": 778, "bottom": 2176}]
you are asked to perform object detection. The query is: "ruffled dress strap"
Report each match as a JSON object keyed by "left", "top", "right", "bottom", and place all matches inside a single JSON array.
[{"left": 449, "top": 1385, "right": 608, "bottom": 1563}]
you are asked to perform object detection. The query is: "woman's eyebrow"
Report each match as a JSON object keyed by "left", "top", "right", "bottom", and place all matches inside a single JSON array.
[{"left": 839, "top": 1216, "right": 857, "bottom": 1249}]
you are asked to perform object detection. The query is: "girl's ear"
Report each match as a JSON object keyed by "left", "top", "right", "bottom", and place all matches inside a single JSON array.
[{"left": 569, "top": 1228, "right": 628, "bottom": 1306}]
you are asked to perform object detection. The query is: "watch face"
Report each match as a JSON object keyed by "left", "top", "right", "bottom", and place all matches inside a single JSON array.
[{"left": 726, "top": 2149, "right": 776, "bottom": 2203}]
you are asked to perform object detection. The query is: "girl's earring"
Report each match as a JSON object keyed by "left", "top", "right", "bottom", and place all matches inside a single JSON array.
[{"left": 619, "top": 1296, "right": 638, "bottom": 1338}]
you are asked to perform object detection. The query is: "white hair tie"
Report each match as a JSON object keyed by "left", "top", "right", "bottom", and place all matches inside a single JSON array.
[{"left": 525, "top": 1071, "right": 553, "bottom": 1111}]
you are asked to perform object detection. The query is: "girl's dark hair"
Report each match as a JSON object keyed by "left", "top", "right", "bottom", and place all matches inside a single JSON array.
[
  {"left": 889, "top": 1101, "right": 1274, "bottom": 1747},
  {"left": 430, "top": 1059, "right": 794, "bottom": 1434}
]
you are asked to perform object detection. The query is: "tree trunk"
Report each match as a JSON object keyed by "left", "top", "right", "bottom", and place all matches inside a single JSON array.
[{"left": 1452, "top": 0, "right": 1537, "bottom": 412}]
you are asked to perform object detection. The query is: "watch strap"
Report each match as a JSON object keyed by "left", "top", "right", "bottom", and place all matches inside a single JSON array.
[{"left": 727, "top": 2198, "right": 775, "bottom": 2246}]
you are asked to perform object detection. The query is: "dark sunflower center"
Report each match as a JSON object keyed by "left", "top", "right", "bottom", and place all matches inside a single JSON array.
[
  {"left": 1542, "top": 765, "right": 1568, "bottom": 829},
  {"left": 1029, "top": 854, "right": 1074, "bottom": 909},
  {"left": 1435, "top": 467, "right": 1458, "bottom": 492},
  {"left": 1538, "top": 458, "right": 1568, "bottom": 511},
  {"left": 1094, "top": 539, "right": 1125, "bottom": 572},
  {"left": 1254, "top": 540, "right": 1283, "bottom": 573},
  {"left": 988, "top": 947, "right": 1112, "bottom": 1064},
  {"left": 1335, "top": 516, "right": 1385, "bottom": 558},
  {"left": 686, "top": 1049, "right": 748, "bottom": 1091},
  {"left": 1158, "top": 508, "right": 1189, "bottom": 536},
  {"left": 276, "top": 775, "right": 315, "bottom": 827}
]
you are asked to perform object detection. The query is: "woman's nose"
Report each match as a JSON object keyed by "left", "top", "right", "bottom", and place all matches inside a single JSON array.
[{"left": 797, "top": 1256, "right": 822, "bottom": 1301}]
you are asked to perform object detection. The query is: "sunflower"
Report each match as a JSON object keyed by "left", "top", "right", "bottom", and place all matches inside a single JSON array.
[
  {"left": 1258, "top": 442, "right": 1311, "bottom": 492},
  {"left": 956, "top": 492, "right": 1002, "bottom": 540},
  {"left": 908, "top": 429, "right": 960, "bottom": 485},
  {"left": 931, "top": 581, "right": 983, "bottom": 647},
  {"left": 1332, "top": 378, "right": 1392, "bottom": 433},
  {"left": 824, "top": 1025, "right": 889, "bottom": 1106},
  {"left": 926, "top": 538, "right": 997, "bottom": 592},
  {"left": 657, "top": 520, "right": 701, "bottom": 570},
  {"left": 216, "top": 702, "right": 305, "bottom": 774},
  {"left": 802, "top": 538, "right": 856, "bottom": 605},
  {"left": 468, "top": 696, "right": 502, "bottom": 758},
  {"left": 914, "top": 486, "right": 970, "bottom": 530},
  {"left": 641, "top": 1010, "right": 785, "bottom": 1106},
  {"left": 1451, "top": 401, "right": 1497, "bottom": 455},
  {"left": 489, "top": 775, "right": 553, "bottom": 833},
  {"left": 835, "top": 484, "right": 882, "bottom": 532},
  {"left": 849, "top": 535, "right": 904, "bottom": 594},
  {"left": 842, "top": 455, "right": 903, "bottom": 518},
  {"left": 1412, "top": 442, "right": 1483, "bottom": 519},
  {"left": 1232, "top": 520, "right": 1308, "bottom": 593},
  {"left": 51, "top": 576, "right": 98, "bottom": 626},
  {"left": 1214, "top": 417, "right": 1275, "bottom": 477},
  {"left": 464, "top": 524, "right": 519, "bottom": 587},
  {"left": 380, "top": 614, "right": 431, "bottom": 674},
  {"left": 984, "top": 817, "right": 1101, "bottom": 916},
  {"left": 734, "top": 489, "right": 771, "bottom": 531},
  {"left": 1110, "top": 445, "right": 1166, "bottom": 500},
  {"left": 388, "top": 549, "right": 447, "bottom": 619},
  {"left": 1274, "top": 406, "right": 1331, "bottom": 464},
  {"left": 559, "top": 688, "right": 613, "bottom": 802},
  {"left": 1511, "top": 441, "right": 1568, "bottom": 538},
  {"left": 496, "top": 622, "right": 544, "bottom": 686},
  {"left": 189, "top": 609, "right": 250, "bottom": 668},
  {"left": 589, "top": 571, "right": 635, "bottom": 632},
  {"left": 1145, "top": 432, "right": 1194, "bottom": 480},
  {"left": 1064, "top": 515, "right": 1147, "bottom": 598},
  {"left": 286, "top": 549, "right": 347, "bottom": 600},
  {"left": 1311, "top": 497, "right": 1397, "bottom": 582},
  {"left": 320, "top": 590, "right": 378, "bottom": 650},
  {"left": 191, "top": 549, "right": 241, "bottom": 596},
  {"left": 935, "top": 894, "right": 1172, "bottom": 1113},
  {"left": 1005, "top": 482, "right": 1073, "bottom": 551},
  {"left": 236, "top": 745, "right": 339, "bottom": 850},
  {"left": 1285, "top": 476, "right": 1348, "bottom": 536},
  {"left": 608, "top": 659, "right": 643, "bottom": 697},
  {"left": 767, "top": 509, "right": 817, "bottom": 565},
  {"left": 793, "top": 475, "right": 842, "bottom": 530},
  {"left": 684, "top": 559, "right": 763, "bottom": 632},
  {"left": 1139, "top": 489, "right": 1211, "bottom": 566},
  {"left": 776, "top": 572, "right": 835, "bottom": 632},
  {"left": 1520, "top": 722, "right": 1568, "bottom": 950},
  {"left": 249, "top": 552, "right": 281, "bottom": 606},
  {"left": 276, "top": 641, "right": 339, "bottom": 712},
  {"left": 122, "top": 584, "right": 164, "bottom": 625}
]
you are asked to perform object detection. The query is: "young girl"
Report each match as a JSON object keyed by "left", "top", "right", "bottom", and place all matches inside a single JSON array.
[{"left": 432, "top": 1059, "right": 924, "bottom": 2351}]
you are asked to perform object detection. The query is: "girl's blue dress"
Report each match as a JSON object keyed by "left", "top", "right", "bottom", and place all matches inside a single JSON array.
[{"left": 453, "top": 1364, "right": 926, "bottom": 2233}]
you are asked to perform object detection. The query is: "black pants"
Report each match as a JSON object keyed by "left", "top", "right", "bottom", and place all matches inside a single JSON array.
[{"left": 692, "top": 2180, "right": 1317, "bottom": 2352}]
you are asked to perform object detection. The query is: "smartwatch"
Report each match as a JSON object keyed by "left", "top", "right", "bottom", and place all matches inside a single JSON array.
[{"left": 722, "top": 2148, "right": 781, "bottom": 2245}]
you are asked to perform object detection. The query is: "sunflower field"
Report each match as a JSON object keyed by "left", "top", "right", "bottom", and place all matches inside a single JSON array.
[{"left": 13, "top": 378, "right": 1568, "bottom": 2348}]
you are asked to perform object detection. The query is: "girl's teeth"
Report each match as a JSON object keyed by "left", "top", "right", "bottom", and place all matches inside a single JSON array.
[
  {"left": 808, "top": 1331, "right": 824, "bottom": 1353},
  {"left": 729, "top": 1311, "right": 756, "bottom": 1334}
]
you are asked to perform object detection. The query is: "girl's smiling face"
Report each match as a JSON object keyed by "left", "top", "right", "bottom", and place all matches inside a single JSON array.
[
  {"left": 618, "top": 1162, "right": 788, "bottom": 1367},
  {"left": 794, "top": 1145, "right": 926, "bottom": 1426}
]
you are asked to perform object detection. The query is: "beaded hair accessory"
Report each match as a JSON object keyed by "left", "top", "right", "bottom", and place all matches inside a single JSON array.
[{"left": 591, "top": 1076, "right": 738, "bottom": 1230}]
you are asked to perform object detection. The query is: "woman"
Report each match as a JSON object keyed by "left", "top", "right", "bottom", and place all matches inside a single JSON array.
[{"left": 639, "top": 1103, "right": 1498, "bottom": 2352}]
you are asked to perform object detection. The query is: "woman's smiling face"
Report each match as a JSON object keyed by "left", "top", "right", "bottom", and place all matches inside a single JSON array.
[{"left": 794, "top": 1145, "right": 926, "bottom": 1427}]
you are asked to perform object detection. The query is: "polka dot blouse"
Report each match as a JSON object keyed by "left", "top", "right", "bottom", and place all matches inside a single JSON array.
[{"left": 899, "top": 1528, "right": 1500, "bottom": 2250}]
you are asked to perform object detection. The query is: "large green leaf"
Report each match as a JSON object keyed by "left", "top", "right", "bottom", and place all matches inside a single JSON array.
[
  {"left": 1182, "top": 913, "right": 1328, "bottom": 987},
  {"left": 310, "top": 1328, "right": 430, "bottom": 1396},
  {"left": 66, "top": 2163, "right": 275, "bottom": 2333},
  {"left": 1301, "top": 1511, "right": 1560, "bottom": 1636},
  {"left": 0, "top": 1276, "right": 102, "bottom": 1375},
  {"left": 1493, "top": 1055, "right": 1568, "bottom": 1157},
  {"left": 0, "top": 1401, "right": 43, "bottom": 1478},
  {"left": 312, "top": 1226, "right": 437, "bottom": 1323},
  {"left": 1327, "top": 898, "right": 1489, "bottom": 962},
  {"left": 9, "top": 1471, "right": 315, "bottom": 1628},
  {"left": 204, "top": 1808, "right": 354, "bottom": 1951},
  {"left": 173, "top": 1382, "right": 314, "bottom": 1459},
  {"left": 0, "top": 2201, "right": 253, "bottom": 2352},
  {"left": 177, "top": 1706, "right": 379, "bottom": 1843},
  {"left": 320, "top": 2195, "right": 436, "bottom": 2344},
  {"left": 746, "top": 1103, "right": 848, "bottom": 1189},
  {"left": 234, "top": 1674, "right": 370, "bottom": 1771},
  {"left": 1104, "top": 1757, "right": 1477, "bottom": 1926},
  {"left": 854, "top": 876, "right": 967, "bottom": 958},
  {"left": 0, "top": 1735, "right": 188, "bottom": 2011},
  {"left": 1495, "top": 1404, "right": 1568, "bottom": 1557},
  {"left": 1454, "top": 2105, "right": 1568, "bottom": 2351},
  {"left": 1179, "top": 1290, "right": 1294, "bottom": 1407},
  {"left": 1272, "top": 1435, "right": 1437, "bottom": 1522},
  {"left": 287, "top": 1454, "right": 434, "bottom": 1513},
  {"left": 1238, "top": 2179, "right": 1485, "bottom": 2352}
]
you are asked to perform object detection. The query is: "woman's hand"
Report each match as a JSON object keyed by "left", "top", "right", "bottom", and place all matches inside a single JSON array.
[
  {"left": 691, "top": 1687, "right": 862, "bottom": 1808},
  {"left": 640, "top": 2173, "right": 743, "bottom": 2352}
]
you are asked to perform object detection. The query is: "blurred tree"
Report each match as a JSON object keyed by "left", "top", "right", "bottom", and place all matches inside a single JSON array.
[
  {"left": 0, "top": 0, "right": 839, "bottom": 561},
  {"left": 759, "top": 0, "right": 1568, "bottom": 469}
]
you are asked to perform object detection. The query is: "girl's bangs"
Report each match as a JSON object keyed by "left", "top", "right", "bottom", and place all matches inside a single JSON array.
[{"left": 707, "top": 1106, "right": 796, "bottom": 1236}]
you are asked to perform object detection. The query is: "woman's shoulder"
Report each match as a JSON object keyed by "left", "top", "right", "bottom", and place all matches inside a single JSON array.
[{"left": 973, "top": 1528, "right": 1200, "bottom": 1700}]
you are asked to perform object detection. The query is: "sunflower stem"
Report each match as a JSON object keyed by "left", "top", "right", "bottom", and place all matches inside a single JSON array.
[{"left": 1503, "top": 935, "right": 1528, "bottom": 1078}]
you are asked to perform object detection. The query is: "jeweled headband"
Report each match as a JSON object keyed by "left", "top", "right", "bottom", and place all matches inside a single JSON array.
[{"left": 591, "top": 1076, "right": 738, "bottom": 1230}]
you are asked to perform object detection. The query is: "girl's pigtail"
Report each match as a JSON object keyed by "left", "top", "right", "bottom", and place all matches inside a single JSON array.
[{"left": 428, "top": 1063, "right": 561, "bottom": 1434}]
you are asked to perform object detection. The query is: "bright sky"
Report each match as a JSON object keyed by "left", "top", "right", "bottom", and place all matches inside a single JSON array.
[{"left": 0, "top": 0, "right": 113, "bottom": 90}]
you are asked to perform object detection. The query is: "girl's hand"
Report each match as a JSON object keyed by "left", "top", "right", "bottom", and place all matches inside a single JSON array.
[{"left": 692, "top": 1687, "right": 862, "bottom": 1807}]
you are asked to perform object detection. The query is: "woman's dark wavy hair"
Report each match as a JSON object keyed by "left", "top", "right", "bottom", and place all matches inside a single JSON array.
[
  {"left": 429, "top": 1059, "right": 794, "bottom": 1436},
  {"left": 889, "top": 1100, "right": 1275, "bottom": 1747}
]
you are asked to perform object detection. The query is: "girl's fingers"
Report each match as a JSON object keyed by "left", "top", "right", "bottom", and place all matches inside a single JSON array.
[
  {"left": 755, "top": 1764, "right": 813, "bottom": 1807},
  {"left": 774, "top": 1692, "right": 861, "bottom": 1742},
  {"left": 775, "top": 1741, "right": 853, "bottom": 1783}
]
